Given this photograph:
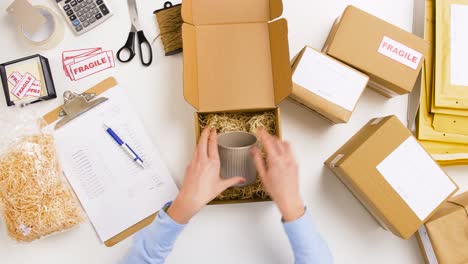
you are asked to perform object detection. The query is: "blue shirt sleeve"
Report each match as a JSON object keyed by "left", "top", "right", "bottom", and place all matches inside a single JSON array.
[
  {"left": 120, "top": 204, "right": 185, "bottom": 264},
  {"left": 121, "top": 206, "right": 332, "bottom": 264},
  {"left": 283, "top": 208, "right": 333, "bottom": 264}
]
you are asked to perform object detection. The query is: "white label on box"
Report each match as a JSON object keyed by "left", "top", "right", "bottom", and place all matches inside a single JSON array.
[
  {"left": 293, "top": 47, "right": 369, "bottom": 111},
  {"left": 376, "top": 137, "right": 456, "bottom": 220},
  {"left": 450, "top": 4, "right": 468, "bottom": 86},
  {"left": 377, "top": 36, "right": 422, "bottom": 70},
  {"left": 418, "top": 226, "right": 439, "bottom": 264}
]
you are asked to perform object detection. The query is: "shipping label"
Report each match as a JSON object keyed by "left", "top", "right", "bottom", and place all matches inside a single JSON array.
[
  {"left": 7, "top": 71, "right": 22, "bottom": 85},
  {"left": 8, "top": 71, "right": 42, "bottom": 97},
  {"left": 62, "top": 47, "right": 115, "bottom": 81},
  {"left": 27, "top": 80, "right": 42, "bottom": 97},
  {"left": 377, "top": 36, "right": 422, "bottom": 70},
  {"left": 11, "top": 73, "right": 35, "bottom": 99}
]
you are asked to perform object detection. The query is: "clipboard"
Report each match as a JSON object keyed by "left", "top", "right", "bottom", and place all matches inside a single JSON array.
[{"left": 43, "top": 77, "right": 159, "bottom": 247}]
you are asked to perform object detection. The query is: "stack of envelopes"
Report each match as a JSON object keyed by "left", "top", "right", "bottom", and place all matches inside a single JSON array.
[{"left": 417, "top": 0, "right": 468, "bottom": 165}]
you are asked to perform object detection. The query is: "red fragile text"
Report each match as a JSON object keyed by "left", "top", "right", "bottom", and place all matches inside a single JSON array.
[
  {"left": 381, "top": 42, "right": 418, "bottom": 63},
  {"left": 73, "top": 57, "right": 108, "bottom": 75},
  {"left": 17, "top": 76, "right": 33, "bottom": 95}
]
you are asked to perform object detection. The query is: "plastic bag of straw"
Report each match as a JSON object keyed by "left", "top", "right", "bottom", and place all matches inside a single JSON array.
[{"left": 0, "top": 107, "right": 83, "bottom": 242}]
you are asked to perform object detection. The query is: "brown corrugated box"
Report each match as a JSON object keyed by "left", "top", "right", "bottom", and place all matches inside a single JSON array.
[
  {"left": 290, "top": 46, "right": 369, "bottom": 123},
  {"left": 325, "top": 115, "right": 458, "bottom": 239},
  {"left": 181, "top": 0, "right": 291, "bottom": 204},
  {"left": 322, "top": 5, "right": 429, "bottom": 97},
  {"left": 416, "top": 192, "right": 468, "bottom": 264}
]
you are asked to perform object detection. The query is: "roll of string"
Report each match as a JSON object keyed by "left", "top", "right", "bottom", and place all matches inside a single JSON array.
[{"left": 154, "top": 1, "right": 183, "bottom": 56}]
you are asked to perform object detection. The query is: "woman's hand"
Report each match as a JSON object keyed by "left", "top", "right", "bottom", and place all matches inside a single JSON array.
[
  {"left": 167, "top": 128, "right": 245, "bottom": 224},
  {"left": 251, "top": 128, "right": 305, "bottom": 222}
]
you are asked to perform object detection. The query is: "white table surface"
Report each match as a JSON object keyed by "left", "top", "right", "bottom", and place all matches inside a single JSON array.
[{"left": 0, "top": 0, "right": 466, "bottom": 263}]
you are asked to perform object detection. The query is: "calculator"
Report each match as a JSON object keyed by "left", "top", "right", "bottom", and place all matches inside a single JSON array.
[{"left": 55, "top": 0, "right": 113, "bottom": 35}]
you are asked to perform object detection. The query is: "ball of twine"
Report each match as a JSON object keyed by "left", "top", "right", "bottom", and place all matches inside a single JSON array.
[{"left": 154, "top": 2, "right": 183, "bottom": 56}]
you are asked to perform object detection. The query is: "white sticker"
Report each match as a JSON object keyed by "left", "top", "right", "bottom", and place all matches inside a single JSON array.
[
  {"left": 68, "top": 52, "right": 113, "bottom": 80},
  {"left": 377, "top": 36, "right": 423, "bottom": 70},
  {"left": 376, "top": 137, "right": 456, "bottom": 220},
  {"left": 450, "top": 4, "right": 468, "bottom": 86},
  {"left": 11, "top": 73, "right": 35, "bottom": 99},
  {"left": 330, "top": 154, "right": 344, "bottom": 167},
  {"left": 293, "top": 47, "right": 369, "bottom": 111},
  {"left": 418, "top": 226, "right": 439, "bottom": 264},
  {"left": 7, "top": 71, "right": 22, "bottom": 86},
  {"left": 18, "top": 224, "right": 31, "bottom": 236},
  {"left": 371, "top": 117, "right": 384, "bottom": 125},
  {"left": 367, "top": 79, "right": 400, "bottom": 97},
  {"left": 8, "top": 71, "right": 42, "bottom": 97},
  {"left": 26, "top": 80, "right": 42, "bottom": 97}
]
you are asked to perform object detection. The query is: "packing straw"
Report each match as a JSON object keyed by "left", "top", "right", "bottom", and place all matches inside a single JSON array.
[
  {"left": 199, "top": 111, "right": 277, "bottom": 201},
  {"left": 154, "top": 1, "right": 183, "bottom": 56},
  {"left": 0, "top": 109, "right": 82, "bottom": 242},
  {"left": 0, "top": 135, "right": 83, "bottom": 242}
]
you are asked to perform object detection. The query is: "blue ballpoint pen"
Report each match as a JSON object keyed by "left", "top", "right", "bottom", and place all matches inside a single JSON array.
[{"left": 104, "top": 124, "right": 145, "bottom": 169}]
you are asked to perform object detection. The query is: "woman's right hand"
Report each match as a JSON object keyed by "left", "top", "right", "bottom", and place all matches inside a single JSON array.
[{"left": 251, "top": 128, "right": 305, "bottom": 222}]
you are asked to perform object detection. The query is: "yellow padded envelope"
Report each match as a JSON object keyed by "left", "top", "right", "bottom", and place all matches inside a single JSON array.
[
  {"left": 433, "top": 0, "right": 468, "bottom": 109},
  {"left": 420, "top": 140, "right": 468, "bottom": 166},
  {"left": 416, "top": 0, "right": 468, "bottom": 144},
  {"left": 417, "top": 0, "right": 468, "bottom": 164}
]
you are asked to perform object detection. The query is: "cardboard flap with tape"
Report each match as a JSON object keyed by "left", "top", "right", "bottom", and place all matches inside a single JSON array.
[{"left": 182, "top": 0, "right": 291, "bottom": 112}]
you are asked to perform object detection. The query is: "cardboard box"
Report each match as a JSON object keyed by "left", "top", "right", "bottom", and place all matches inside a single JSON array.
[
  {"left": 290, "top": 46, "right": 369, "bottom": 123},
  {"left": 325, "top": 115, "right": 458, "bottom": 239},
  {"left": 322, "top": 5, "right": 429, "bottom": 97},
  {"left": 416, "top": 192, "right": 468, "bottom": 264},
  {"left": 181, "top": 0, "right": 292, "bottom": 203}
]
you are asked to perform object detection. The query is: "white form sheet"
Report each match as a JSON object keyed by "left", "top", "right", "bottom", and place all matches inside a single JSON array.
[
  {"left": 451, "top": 4, "right": 468, "bottom": 86},
  {"left": 376, "top": 137, "right": 456, "bottom": 221},
  {"left": 53, "top": 86, "right": 178, "bottom": 242}
]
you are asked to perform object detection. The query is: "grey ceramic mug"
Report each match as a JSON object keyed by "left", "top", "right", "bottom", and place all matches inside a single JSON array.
[{"left": 217, "top": 131, "right": 258, "bottom": 187}]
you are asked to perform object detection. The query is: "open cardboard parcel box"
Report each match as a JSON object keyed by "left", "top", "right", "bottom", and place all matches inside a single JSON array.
[{"left": 181, "top": 0, "right": 292, "bottom": 204}]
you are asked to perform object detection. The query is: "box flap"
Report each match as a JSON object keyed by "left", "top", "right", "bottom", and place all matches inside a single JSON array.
[
  {"left": 269, "top": 19, "right": 292, "bottom": 104},
  {"left": 182, "top": 24, "right": 199, "bottom": 109},
  {"left": 183, "top": 22, "right": 277, "bottom": 112},
  {"left": 182, "top": 0, "right": 283, "bottom": 25}
]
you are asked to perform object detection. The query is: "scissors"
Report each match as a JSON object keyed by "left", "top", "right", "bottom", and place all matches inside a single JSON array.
[{"left": 117, "top": 0, "right": 153, "bottom": 66}]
